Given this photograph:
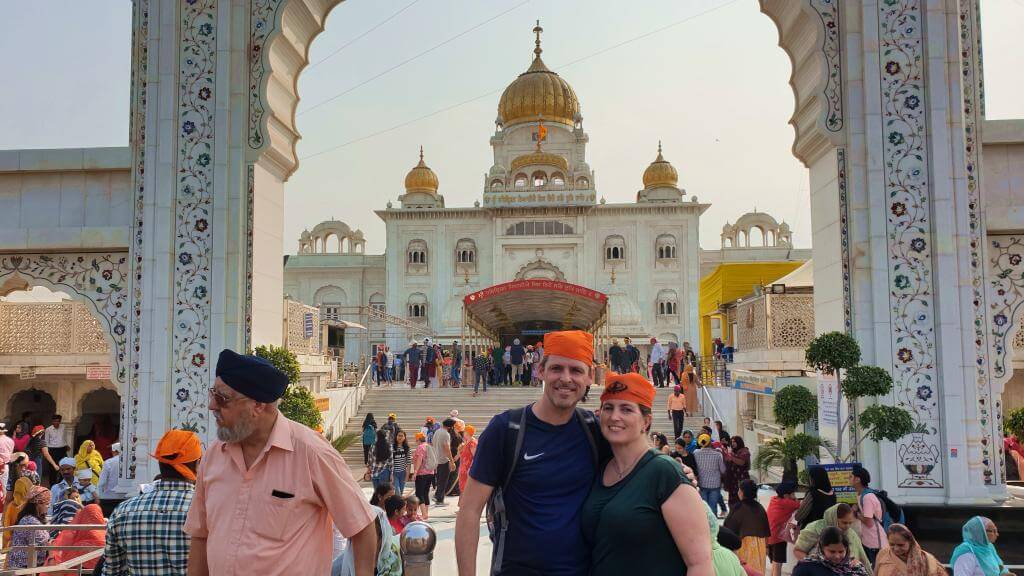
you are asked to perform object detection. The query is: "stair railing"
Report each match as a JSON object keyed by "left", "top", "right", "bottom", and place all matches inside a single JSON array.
[{"left": 325, "top": 364, "right": 373, "bottom": 437}]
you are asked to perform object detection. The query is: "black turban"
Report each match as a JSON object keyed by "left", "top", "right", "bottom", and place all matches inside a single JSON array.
[{"left": 215, "top": 349, "right": 288, "bottom": 403}]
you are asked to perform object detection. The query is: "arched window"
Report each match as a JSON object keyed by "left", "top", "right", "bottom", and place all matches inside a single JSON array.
[
  {"left": 490, "top": 179, "right": 504, "bottom": 191},
  {"left": 532, "top": 171, "right": 547, "bottom": 188},
  {"left": 604, "top": 235, "right": 625, "bottom": 262},
  {"left": 550, "top": 172, "right": 565, "bottom": 187},
  {"left": 514, "top": 173, "right": 528, "bottom": 188},
  {"left": 455, "top": 238, "right": 477, "bottom": 269},
  {"left": 407, "top": 293, "right": 427, "bottom": 319},
  {"left": 576, "top": 176, "right": 590, "bottom": 188},
  {"left": 656, "top": 234, "right": 677, "bottom": 260},
  {"left": 407, "top": 240, "right": 428, "bottom": 271},
  {"left": 657, "top": 289, "right": 678, "bottom": 316},
  {"left": 369, "top": 293, "right": 385, "bottom": 313}
]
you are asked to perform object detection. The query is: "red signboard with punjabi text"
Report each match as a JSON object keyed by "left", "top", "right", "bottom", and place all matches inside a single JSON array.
[{"left": 463, "top": 279, "right": 608, "bottom": 306}]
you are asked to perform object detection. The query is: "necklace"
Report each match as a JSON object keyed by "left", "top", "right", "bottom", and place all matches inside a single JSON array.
[{"left": 611, "top": 449, "right": 646, "bottom": 480}]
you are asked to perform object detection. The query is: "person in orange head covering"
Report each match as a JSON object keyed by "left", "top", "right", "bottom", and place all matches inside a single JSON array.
[
  {"left": 455, "top": 329, "right": 598, "bottom": 573},
  {"left": 580, "top": 371, "right": 713, "bottom": 574},
  {"left": 457, "top": 424, "right": 478, "bottom": 495},
  {"left": 102, "top": 429, "right": 202, "bottom": 575}
]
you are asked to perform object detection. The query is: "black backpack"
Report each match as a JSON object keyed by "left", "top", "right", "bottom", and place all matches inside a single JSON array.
[{"left": 485, "top": 404, "right": 600, "bottom": 575}]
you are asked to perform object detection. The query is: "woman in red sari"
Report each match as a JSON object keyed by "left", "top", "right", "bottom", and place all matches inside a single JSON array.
[
  {"left": 47, "top": 503, "right": 106, "bottom": 573},
  {"left": 457, "top": 425, "right": 478, "bottom": 495}
]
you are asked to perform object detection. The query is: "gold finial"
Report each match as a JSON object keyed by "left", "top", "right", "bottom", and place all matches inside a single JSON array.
[
  {"left": 418, "top": 145, "right": 424, "bottom": 163},
  {"left": 656, "top": 140, "right": 664, "bottom": 161},
  {"left": 533, "top": 20, "right": 543, "bottom": 58}
]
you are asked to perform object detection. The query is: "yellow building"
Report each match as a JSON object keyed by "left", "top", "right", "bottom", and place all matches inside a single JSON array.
[{"left": 698, "top": 261, "right": 804, "bottom": 357}]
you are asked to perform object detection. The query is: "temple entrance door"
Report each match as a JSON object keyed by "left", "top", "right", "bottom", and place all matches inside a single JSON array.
[{"left": 75, "top": 388, "right": 120, "bottom": 459}]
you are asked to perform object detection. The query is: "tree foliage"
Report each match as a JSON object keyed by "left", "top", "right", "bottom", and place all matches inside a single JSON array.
[
  {"left": 805, "top": 331, "right": 861, "bottom": 375},
  {"left": 858, "top": 404, "right": 915, "bottom": 442},
  {"left": 773, "top": 385, "right": 818, "bottom": 429},
  {"left": 753, "top": 433, "right": 830, "bottom": 480},
  {"left": 279, "top": 385, "right": 323, "bottom": 430},
  {"left": 253, "top": 344, "right": 301, "bottom": 384},
  {"left": 1003, "top": 407, "right": 1024, "bottom": 439},
  {"left": 842, "top": 365, "right": 894, "bottom": 399},
  {"left": 253, "top": 345, "right": 320, "bottom": 429}
]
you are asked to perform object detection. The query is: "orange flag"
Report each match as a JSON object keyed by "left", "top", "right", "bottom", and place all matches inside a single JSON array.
[{"left": 537, "top": 123, "right": 547, "bottom": 142}]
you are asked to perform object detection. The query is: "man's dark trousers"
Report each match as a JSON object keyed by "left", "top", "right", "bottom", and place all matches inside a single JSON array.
[
  {"left": 671, "top": 410, "right": 685, "bottom": 439},
  {"left": 434, "top": 461, "right": 451, "bottom": 503}
]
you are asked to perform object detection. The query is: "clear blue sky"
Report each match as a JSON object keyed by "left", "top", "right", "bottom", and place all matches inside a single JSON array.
[{"left": 2, "top": 0, "right": 1022, "bottom": 251}]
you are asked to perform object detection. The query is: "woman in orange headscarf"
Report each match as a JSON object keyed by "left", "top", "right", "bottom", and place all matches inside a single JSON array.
[
  {"left": 457, "top": 425, "right": 478, "bottom": 495},
  {"left": 46, "top": 503, "right": 106, "bottom": 573}
]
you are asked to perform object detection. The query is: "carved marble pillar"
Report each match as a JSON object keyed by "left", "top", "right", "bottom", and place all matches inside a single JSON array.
[{"left": 760, "top": 0, "right": 999, "bottom": 503}]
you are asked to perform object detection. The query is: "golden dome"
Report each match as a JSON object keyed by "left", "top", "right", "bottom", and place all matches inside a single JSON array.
[
  {"left": 642, "top": 142, "right": 679, "bottom": 189},
  {"left": 510, "top": 150, "right": 569, "bottom": 173},
  {"left": 497, "top": 23, "right": 579, "bottom": 127},
  {"left": 404, "top": 146, "right": 439, "bottom": 194}
]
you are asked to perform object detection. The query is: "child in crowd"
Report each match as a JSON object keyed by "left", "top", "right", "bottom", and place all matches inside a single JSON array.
[
  {"left": 370, "top": 482, "right": 395, "bottom": 508},
  {"left": 401, "top": 496, "right": 422, "bottom": 527},
  {"left": 75, "top": 470, "right": 98, "bottom": 505},
  {"left": 385, "top": 495, "right": 406, "bottom": 535}
]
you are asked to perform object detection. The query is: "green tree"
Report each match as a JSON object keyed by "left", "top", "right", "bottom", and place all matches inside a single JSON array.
[
  {"left": 805, "top": 332, "right": 861, "bottom": 456},
  {"left": 773, "top": 385, "right": 818, "bottom": 430},
  {"left": 1004, "top": 407, "right": 1024, "bottom": 440},
  {"left": 253, "top": 344, "right": 301, "bottom": 384},
  {"left": 253, "top": 345, "right": 322, "bottom": 430},
  {"left": 754, "top": 433, "right": 831, "bottom": 483},
  {"left": 279, "top": 385, "right": 324, "bottom": 430}
]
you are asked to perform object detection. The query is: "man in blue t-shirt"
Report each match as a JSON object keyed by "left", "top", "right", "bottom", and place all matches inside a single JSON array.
[
  {"left": 509, "top": 338, "right": 526, "bottom": 383},
  {"left": 455, "top": 329, "right": 597, "bottom": 576}
]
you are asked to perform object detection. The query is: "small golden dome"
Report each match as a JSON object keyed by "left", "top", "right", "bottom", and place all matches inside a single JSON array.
[
  {"left": 510, "top": 150, "right": 569, "bottom": 173},
  {"left": 404, "top": 146, "right": 439, "bottom": 194},
  {"left": 642, "top": 142, "right": 678, "bottom": 189},
  {"left": 497, "top": 22, "right": 580, "bottom": 127}
]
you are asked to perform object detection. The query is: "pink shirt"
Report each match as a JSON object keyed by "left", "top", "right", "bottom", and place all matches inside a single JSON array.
[
  {"left": 0, "top": 434, "right": 14, "bottom": 466},
  {"left": 858, "top": 492, "right": 887, "bottom": 549},
  {"left": 183, "top": 414, "right": 374, "bottom": 576},
  {"left": 413, "top": 443, "right": 434, "bottom": 476}
]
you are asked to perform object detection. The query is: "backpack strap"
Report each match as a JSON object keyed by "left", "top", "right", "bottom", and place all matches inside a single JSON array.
[
  {"left": 574, "top": 407, "right": 600, "bottom": 466},
  {"left": 502, "top": 406, "right": 529, "bottom": 488},
  {"left": 489, "top": 406, "right": 528, "bottom": 576}
]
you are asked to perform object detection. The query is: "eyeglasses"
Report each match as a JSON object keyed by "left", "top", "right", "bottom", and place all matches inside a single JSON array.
[{"left": 208, "top": 387, "right": 243, "bottom": 407}]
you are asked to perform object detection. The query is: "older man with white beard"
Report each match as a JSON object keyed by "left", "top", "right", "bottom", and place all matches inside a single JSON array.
[{"left": 184, "top": 349, "right": 377, "bottom": 576}]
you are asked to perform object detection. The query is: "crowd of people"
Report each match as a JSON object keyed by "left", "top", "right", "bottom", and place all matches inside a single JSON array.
[
  {"left": 359, "top": 408, "right": 479, "bottom": 521},
  {"left": 0, "top": 413, "right": 127, "bottom": 571},
  {"left": 371, "top": 338, "right": 466, "bottom": 388},
  {"left": 0, "top": 334, "right": 1014, "bottom": 575}
]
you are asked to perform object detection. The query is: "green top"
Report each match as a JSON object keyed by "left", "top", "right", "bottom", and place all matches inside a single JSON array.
[{"left": 581, "top": 449, "right": 694, "bottom": 576}]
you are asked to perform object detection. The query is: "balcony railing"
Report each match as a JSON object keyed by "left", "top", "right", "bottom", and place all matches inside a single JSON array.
[{"left": 733, "top": 293, "right": 814, "bottom": 352}]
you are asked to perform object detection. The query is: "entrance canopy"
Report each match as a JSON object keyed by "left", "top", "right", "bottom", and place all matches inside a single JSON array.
[{"left": 463, "top": 279, "right": 607, "bottom": 340}]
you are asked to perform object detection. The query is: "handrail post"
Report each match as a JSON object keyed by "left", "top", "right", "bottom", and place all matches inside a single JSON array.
[{"left": 400, "top": 521, "right": 436, "bottom": 576}]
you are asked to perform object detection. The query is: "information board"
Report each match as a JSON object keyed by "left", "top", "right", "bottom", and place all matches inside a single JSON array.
[
  {"left": 822, "top": 462, "right": 859, "bottom": 504},
  {"left": 86, "top": 366, "right": 112, "bottom": 380}
]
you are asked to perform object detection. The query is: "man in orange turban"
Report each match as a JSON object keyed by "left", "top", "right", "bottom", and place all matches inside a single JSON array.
[
  {"left": 456, "top": 329, "right": 599, "bottom": 574},
  {"left": 103, "top": 429, "right": 202, "bottom": 575}
]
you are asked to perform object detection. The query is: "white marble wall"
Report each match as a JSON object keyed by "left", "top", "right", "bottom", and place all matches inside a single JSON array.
[{"left": 0, "top": 148, "right": 131, "bottom": 251}]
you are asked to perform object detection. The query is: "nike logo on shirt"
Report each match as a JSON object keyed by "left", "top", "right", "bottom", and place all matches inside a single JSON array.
[{"left": 523, "top": 452, "right": 544, "bottom": 461}]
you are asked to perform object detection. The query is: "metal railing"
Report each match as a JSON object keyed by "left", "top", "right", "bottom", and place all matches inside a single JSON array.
[
  {"left": 698, "top": 384, "right": 724, "bottom": 425},
  {"left": 696, "top": 355, "right": 729, "bottom": 387},
  {"left": 324, "top": 364, "right": 373, "bottom": 437},
  {"left": 0, "top": 524, "right": 105, "bottom": 575}
]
